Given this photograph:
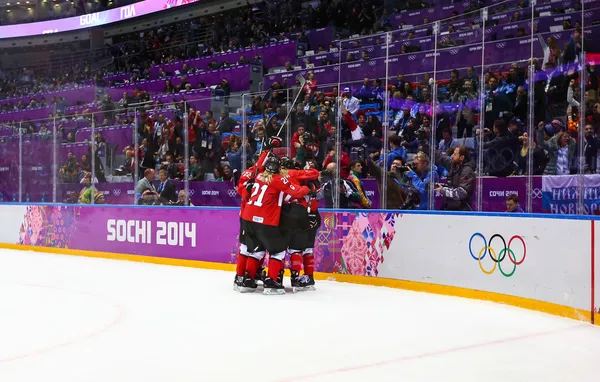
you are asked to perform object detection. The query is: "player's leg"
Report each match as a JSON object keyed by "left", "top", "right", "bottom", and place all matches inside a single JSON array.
[
  {"left": 287, "top": 229, "right": 307, "bottom": 292},
  {"left": 240, "top": 222, "right": 266, "bottom": 293},
  {"left": 298, "top": 211, "right": 320, "bottom": 291},
  {"left": 260, "top": 225, "right": 289, "bottom": 295},
  {"left": 234, "top": 218, "right": 248, "bottom": 291}
]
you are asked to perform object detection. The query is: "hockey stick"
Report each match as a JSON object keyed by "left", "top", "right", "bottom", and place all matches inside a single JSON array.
[{"left": 274, "top": 74, "right": 306, "bottom": 138}]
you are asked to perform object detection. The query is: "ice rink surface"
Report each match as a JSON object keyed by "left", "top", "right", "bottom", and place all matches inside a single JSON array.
[{"left": 0, "top": 249, "right": 599, "bottom": 382}]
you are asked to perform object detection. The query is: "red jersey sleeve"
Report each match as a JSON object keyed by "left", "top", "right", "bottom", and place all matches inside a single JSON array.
[
  {"left": 295, "top": 168, "right": 319, "bottom": 182},
  {"left": 237, "top": 167, "right": 255, "bottom": 197},
  {"left": 272, "top": 175, "right": 310, "bottom": 200},
  {"left": 255, "top": 150, "right": 270, "bottom": 173}
]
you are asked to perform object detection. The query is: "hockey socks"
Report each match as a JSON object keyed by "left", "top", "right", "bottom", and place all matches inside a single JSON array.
[
  {"left": 236, "top": 253, "right": 248, "bottom": 277},
  {"left": 245, "top": 257, "right": 261, "bottom": 279},
  {"left": 267, "top": 258, "right": 283, "bottom": 281},
  {"left": 303, "top": 254, "right": 315, "bottom": 276},
  {"left": 290, "top": 252, "right": 303, "bottom": 272}
]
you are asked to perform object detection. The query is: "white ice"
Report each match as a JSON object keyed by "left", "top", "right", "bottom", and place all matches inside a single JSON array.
[{"left": 0, "top": 249, "right": 599, "bottom": 382}]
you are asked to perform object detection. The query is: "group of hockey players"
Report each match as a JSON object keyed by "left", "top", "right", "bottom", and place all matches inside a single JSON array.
[{"left": 233, "top": 136, "right": 322, "bottom": 295}]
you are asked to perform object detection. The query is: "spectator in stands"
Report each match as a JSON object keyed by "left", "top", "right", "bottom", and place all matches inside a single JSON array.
[
  {"left": 153, "top": 114, "right": 167, "bottom": 145},
  {"left": 156, "top": 168, "right": 178, "bottom": 205},
  {"left": 157, "top": 130, "right": 173, "bottom": 163},
  {"left": 162, "top": 153, "right": 180, "bottom": 180},
  {"left": 291, "top": 124, "right": 306, "bottom": 159},
  {"left": 80, "top": 154, "right": 91, "bottom": 174},
  {"left": 438, "top": 128, "right": 457, "bottom": 153},
  {"left": 318, "top": 164, "right": 362, "bottom": 208},
  {"left": 173, "top": 136, "right": 185, "bottom": 163},
  {"left": 222, "top": 164, "right": 236, "bottom": 183},
  {"left": 367, "top": 154, "right": 406, "bottom": 209},
  {"left": 136, "top": 168, "right": 158, "bottom": 201},
  {"left": 380, "top": 135, "right": 407, "bottom": 171},
  {"left": 477, "top": 119, "right": 519, "bottom": 177},
  {"left": 584, "top": 124, "right": 600, "bottom": 173},
  {"left": 221, "top": 78, "right": 232, "bottom": 105},
  {"left": 38, "top": 125, "right": 51, "bottom": 140},
  {"left": 64, "top": 132, "right": 75, "bottom": 143},
  {"left": 101, "top": 94, "right": 114, "bottom": 123},
  {"left": 464, "top": 66, "right": 479, "bottom": 93},
  {"left": 164, "top": 80, "right": 176, "bottom": 94},
  {"left": 61, "top": 152, "right": 79, "bottom": 183},
  {"left": 402, "top": 152, "right": 439, "bottom": 210},
  {"left": 138, "top": 138, "right": 155, "bottom": 179},
  {"left": 227, "top": 139, "right": 253, "bottom": 174},
  {"left": 435, "top": 146, "right": 476, "bottom": 211},
  {"left": 294, "top": 129, "right": 318, "bottom": 166},
  {"left": 216, "top": 110, "right": 235, "bottom": 133},
  {"left": 484, "top": 76, "right": 512, "bottom": 129},
  {"left": 537, "top": 125, "right": 577, "bottom": 175},
  {"left": 176, "top": 190, "right": 193, "bottom": 206},
  {"left": 506, "top": 194, "right": 524, "bottom": 213},
  {"left": 195, "top": 120, "right": 221, "bottom": 179},
  {"left": 189, "top": 155, "right": 204, "bottom": 181},
  {"left": 356, "top": 78, "right": 372, "bottom": 100},
  {"left": 347, "top": 160, "right": 371, "bottom": 209},
  {"left": 315, "top": 109, "right": 333, "bottom": 163},
  {"left": 323, "top": 149, "right": 350, "bottom": 179},
  {"left": 563, "top": 29, "right": 584, "bottom": 64},
  {"left": 78, "top": 173, "right": 98, "bottom": 204},
  {"left": 303, "top": 72, "right": 318, "bottom": 96}
]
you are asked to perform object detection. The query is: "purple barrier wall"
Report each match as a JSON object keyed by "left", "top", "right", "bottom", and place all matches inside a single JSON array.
[
  {"left": 266, "top": 33, "right": 554, "bottom": 88},
  {"left": 0, "top": 85, "right": 95, "bottom": 109},
  {"left": 14, "top": 202, "right": 591, "bottom": 279},
  {"left": 0, "top": 175, "right": 546, "bottom": 213},
  {"left": 302, "top": 27, "right": 335, "bottom": 50},
  {"left": 6, "top": 204, "right": 414, "bottom": 275},
  {"left": 142, "top": 41, "right": 296, "bottom": 78},
  {"left": 59, "top": 181, "right": 241, "bottom": 206},
  {"left": 387, "top": 0, "right": 598, "bottom": 30},
  {"left": 106, "top": 65, "right": 252, "bottom": 99}
]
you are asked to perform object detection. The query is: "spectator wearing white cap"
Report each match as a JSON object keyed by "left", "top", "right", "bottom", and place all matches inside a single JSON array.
[{"left": 340, "top": 87, "right": 360, "bottom": 118}]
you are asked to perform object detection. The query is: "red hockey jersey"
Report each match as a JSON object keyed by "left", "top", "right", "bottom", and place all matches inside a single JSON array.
[
  {"left": 284, "top": 168, "right": 320, "bottom": 211},
  {"left": 237, "top": 150, "right": 270, "bottom": 215},
  {"left": 241, "top": 174, "right": 310, "bottom": 226}
]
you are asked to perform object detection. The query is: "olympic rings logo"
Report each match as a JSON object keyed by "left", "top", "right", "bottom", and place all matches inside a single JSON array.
[{"left": 468, "top": 233, "right": 527, "bottom": 277}]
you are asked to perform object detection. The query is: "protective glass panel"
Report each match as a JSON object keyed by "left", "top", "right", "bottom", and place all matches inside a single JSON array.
[{"left": 0, "top": 122, "right": 19, "bottom": 203}]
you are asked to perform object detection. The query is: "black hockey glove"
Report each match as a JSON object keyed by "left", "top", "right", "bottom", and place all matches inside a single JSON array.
[
  {"left": 245, "top": 177, "right": 255, "bottom": 194},
  {"left": 308, "top": 213, "right": 319, "bottom": 229}
]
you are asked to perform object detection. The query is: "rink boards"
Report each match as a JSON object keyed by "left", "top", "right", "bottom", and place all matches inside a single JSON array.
[{"left": 0, "top": 203, "right": 597, "bottom": 325}]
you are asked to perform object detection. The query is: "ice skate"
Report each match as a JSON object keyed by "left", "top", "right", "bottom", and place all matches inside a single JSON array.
[
  {"left": 263, "top": 276, "right": 285, "bottom": 295},
  {"left": 239, "top": 272, "right": 258, "bottom": 293},
  {"left": 254, "top": 267, "right": 265, "bottom": 285},
  {"left": 233, "top": 274, "right": 244, "bottom": 291},
  {"left": 290, "top": 270, "right": 300, "bottom": 293},
  {"left": 297, "top": 275, "right": 316, "bottom": 292}
]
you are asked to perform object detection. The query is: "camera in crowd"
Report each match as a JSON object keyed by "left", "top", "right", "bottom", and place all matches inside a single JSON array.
[
  {"left": 397, "top": 163, "right": 412, "bottom": 173},
  {"left": 415, "top": 127, "right": 428, "bottom": 141},
  {"left": 302, "top": 132, "right": 313, "bottom": 144}
]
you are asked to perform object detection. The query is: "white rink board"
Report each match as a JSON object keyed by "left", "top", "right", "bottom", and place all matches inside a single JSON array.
[
  {"left": 0, "top": 205, "right": 26, "bottom": 244},
  {"left": 378, "top": 214, "right": 592, "bottom": 312}
]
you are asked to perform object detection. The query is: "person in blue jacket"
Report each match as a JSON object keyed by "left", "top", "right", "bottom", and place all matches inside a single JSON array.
[
  {"left": 379, "top": 135, "right": 407, "bottom": 170},
  {"left": 400, "top": 151, "right": 439, "bottom": 210}
]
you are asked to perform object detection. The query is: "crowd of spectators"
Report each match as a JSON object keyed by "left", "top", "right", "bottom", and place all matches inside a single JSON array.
[{"left": 0, "top": 0, "right": 598, "bottom": 210}]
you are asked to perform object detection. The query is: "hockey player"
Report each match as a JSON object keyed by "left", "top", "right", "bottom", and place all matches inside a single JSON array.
[
  {"left": 233, "top": 150, "right": 269, "bottom": 291},
  {"left": 279, "top": 158, "right": 320, "bottom": 291},
  {"left": 240, "top": 155, "right": 312, "bottom": 294}
]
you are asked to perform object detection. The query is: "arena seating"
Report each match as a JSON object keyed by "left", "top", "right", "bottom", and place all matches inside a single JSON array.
[{"left": 0, "top": 0, "right": 597, "bottom": 212}]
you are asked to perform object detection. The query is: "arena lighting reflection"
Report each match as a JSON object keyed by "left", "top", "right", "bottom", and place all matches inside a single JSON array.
[{"left": 0, "top": 0, "right": 205, "bottom": 39}]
